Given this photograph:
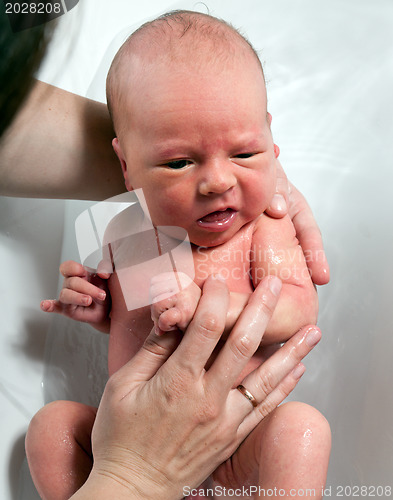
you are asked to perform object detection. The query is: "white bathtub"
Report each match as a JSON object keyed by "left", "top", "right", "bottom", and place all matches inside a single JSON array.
[{"left": 1, "top": 0, "right": 393, "bottom": 498}]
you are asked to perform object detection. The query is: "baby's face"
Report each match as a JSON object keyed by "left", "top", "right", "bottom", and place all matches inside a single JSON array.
[{"left": 114, "top": 56, "right": 276, "bottom": 247}]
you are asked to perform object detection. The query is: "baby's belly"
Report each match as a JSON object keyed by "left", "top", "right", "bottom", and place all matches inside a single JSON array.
[
  {"left": 107, "top": 225, "right": 259, "bottom": 377},
  {"left": 108, "top": 306, "right": 154, "bottom": 376},
  {"left": 107, "top": 321, "right": 146, "bottom": 376}
]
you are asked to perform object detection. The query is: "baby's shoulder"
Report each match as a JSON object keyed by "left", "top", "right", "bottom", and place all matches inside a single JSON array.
[
  {"left": 252, "top": 212, "right": 297, "bottom": 243},
  {"left": 103, "top": 203, "right": 148, "bottom": 246}
]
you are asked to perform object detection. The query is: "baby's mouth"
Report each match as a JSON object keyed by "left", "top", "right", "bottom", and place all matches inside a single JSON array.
[
  {"left": 198, "top": 208, "right": 234, "bottom": 223},
  {"left": 197, "top": 208, "right": 237, "bottom": 230}
]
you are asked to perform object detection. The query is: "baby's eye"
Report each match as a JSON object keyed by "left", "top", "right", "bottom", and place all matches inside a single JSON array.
[
  {"left": 165, "top": 159, "right": 192, "bottom": 169},
  {"left": 233, "top": 153, "right": 256, "bottom": 159}
]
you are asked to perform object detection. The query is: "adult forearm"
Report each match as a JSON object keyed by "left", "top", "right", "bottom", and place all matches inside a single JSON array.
[{"left": 0, "top": 80, "right": 124, "bottom": 199}]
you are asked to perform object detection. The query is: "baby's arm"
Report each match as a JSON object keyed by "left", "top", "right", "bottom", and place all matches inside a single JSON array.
[
  {"left": 250, "top": 214, "right": 318, "bottom": 344},
  {"left": 40, "top": 260, "right": 111, "bottom": 333},
  {"left": 150, "top": 272, "right": 201, "bottom": 336}
]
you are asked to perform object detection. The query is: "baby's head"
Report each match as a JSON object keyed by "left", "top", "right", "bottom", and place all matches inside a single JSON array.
[{"left": 107, "top": 10, "right": 277, "bottom": 247}]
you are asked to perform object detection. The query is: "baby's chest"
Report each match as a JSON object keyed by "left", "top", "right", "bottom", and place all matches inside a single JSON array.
[{"left": 192, "top": 224, "right": 256, "bottom": 293}]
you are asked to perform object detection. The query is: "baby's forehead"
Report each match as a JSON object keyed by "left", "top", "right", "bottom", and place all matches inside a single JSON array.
[{"left": 108, "top": 11, "right": 265, "bottom": 132}]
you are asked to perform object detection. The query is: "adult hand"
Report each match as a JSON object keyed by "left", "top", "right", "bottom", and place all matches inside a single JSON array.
[
  {"left": 71, "top": 275, "right": 321, "bottom": 500},
  {"left": 266, "top": 159, "right": 330, "bottom": 285},
  {"left": 287, "top": 179, "right": 330, "bottom": 285}
]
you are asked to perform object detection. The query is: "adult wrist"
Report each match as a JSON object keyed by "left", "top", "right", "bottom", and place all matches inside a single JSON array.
[
  {"left": 69, "top": 471, "right": 140, "bottom": 500},
  {"left": 70, "top": 466, "right": 178, "bottom": 500}
]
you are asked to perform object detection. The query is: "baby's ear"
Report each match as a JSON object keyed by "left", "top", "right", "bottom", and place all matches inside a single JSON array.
[
  {"left": 267, "top": 112, "right": 273, "bottom": 126},
  {"left": 112, "top": 138, "right": 133, "bottom": 191}
]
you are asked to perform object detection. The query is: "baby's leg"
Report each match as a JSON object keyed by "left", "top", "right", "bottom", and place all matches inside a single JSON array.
[
  {"left": 214, "top": 402, "right": 331, "bottom": 499},
  {"left": 25, "top": 400, "right": 97, "bottom": 500}
]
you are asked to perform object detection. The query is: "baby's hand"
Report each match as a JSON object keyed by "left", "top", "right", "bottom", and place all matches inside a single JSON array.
[
  {"left": 40, "top": 260, "right": 111, "bottom": 333},
  {"left": 150, "top": 272, "right": 201, "bottom": 335}
]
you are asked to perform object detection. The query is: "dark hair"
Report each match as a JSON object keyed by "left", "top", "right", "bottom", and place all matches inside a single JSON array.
[{"left": 0, "top": 8, "right": 55, "bottom": 136}]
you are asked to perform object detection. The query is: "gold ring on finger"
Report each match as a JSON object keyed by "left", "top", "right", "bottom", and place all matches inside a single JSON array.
[{"left": 236, "top": 384, "right": 258, "bottom": 408}]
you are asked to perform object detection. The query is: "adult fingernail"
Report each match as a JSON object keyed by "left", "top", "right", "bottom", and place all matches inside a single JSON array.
[
  {"left": 268, "top": 276, "right": 282, "bottom": 296},
  {"left": 98, "top": 291, "right": 106, "bottom": 300},
  {"left": 305, "top": 327, "right": 321, "bottom": 347},
  {"left": 320, "top": 266, "right": 330, "bottom": 281},
  {"left": 271, "top": 194, "right": 287, "bottom": 213}
]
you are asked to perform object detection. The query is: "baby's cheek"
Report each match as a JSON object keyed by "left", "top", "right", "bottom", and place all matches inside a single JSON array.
[
  {"left": 245, "top": 168, "right": 275, "bottom": 213},
  {"left": 151, "top": 197, "right": 187, "bottom": 226}
]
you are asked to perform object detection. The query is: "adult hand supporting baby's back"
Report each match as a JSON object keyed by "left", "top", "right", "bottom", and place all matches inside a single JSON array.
[{"left": 70, "top": 275, "right": 321, "bottom": 500}]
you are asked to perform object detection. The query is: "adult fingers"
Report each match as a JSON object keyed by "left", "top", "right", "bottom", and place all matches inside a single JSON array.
[
  {"left": 206, "top": 276, "right": 282, "bottom": 393},
  {"left": 114, "top": 278, "right": 224, "bottom": 385},
  {"left": 110, "top": 327, "right": 183, "bottom": 389},
  {"left": 265, "top": 159, "right": 289, "bottom": 218},
  {"left": 247, "top": 362, "right": 306, "bottom": 421},
  {"left": 169, "top": 275, "right": 229, "bottom": 374},
  {"left": 235, "top": 325, "right": 321, "bottom": 434},
  {"left": 288, "top": 182, "right": 330, "bottom": 285}
]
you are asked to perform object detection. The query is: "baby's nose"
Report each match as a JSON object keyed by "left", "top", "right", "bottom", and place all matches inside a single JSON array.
[{"left": 198, "top": 161, "right": 237, "bottom": 196}]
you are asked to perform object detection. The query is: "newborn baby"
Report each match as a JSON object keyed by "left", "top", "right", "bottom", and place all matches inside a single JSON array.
[{"left": 28, "top": 10, "right": 330, "bottom": 500}]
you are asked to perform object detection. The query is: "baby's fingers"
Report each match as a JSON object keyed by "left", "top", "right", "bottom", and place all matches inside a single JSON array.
[
  {"left": 97, "top": 259, "right": 112, "bottom": 279},
  {"left": 158, "top": 308, "right": 182, "bottom": 333},
  {"left": 59, "top": 287, "right": 93, "bottom": 307},
  {"left": 63, "top": 276, "right": 106, "bottom": 302},
  {"left": 150, "top": 281, "right": 179, "bottom": 304},
  {"left": 59, "top": 260, "right": 87, "bottom": 278},
  {"left": 151, "top": 296, "right": 176, "bottom": 335},
  {"left": 40, "top": 299, "right": 64, "bottom": 314}
]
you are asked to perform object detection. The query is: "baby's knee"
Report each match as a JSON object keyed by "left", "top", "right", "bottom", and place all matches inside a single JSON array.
[
  {"left": 278, "top": 401, "right": 330, "bottom": 432},
  {"left": 258, "top": 401, "right": 331, "bottom": 457},
  {"left": 25, "top": 400, "right": 96, "bottom": 459},
  {"left": 26, "top": 401, "right": 97, "bottom": 499},
  {"left": 26, "top": 401, "right": 69, "bottom": 453}
]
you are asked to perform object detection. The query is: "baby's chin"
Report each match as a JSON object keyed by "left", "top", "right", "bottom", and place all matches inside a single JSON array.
[
  {"left": 149, "top": 223, "right": 230, "bottom": 248},
  {"left": 190, "top": 234, "right": 233, "bottom": 248},
  {"left": 189, "top": 223, "right": 252, "bottom": 248}
]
